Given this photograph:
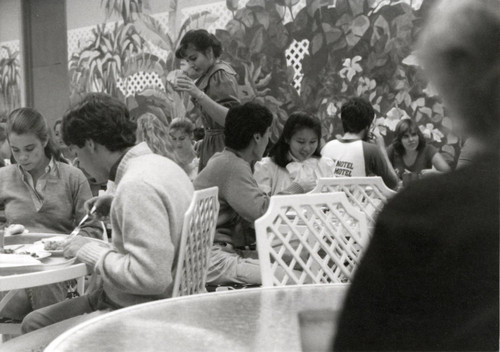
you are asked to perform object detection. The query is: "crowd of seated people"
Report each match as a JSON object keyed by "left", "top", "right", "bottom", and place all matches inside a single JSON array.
[{"left": 1, "top": 2, "right": 497, "bottom": 350}]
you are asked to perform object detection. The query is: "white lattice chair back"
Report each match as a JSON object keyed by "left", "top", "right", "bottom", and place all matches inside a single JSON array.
[
  {"left": 255, "top": 192, "right": 368, "bottom": 287},
  {"left": 311, "top": 177, "right": 396, "bottom": 230},
  {"left": 172, "top": 187, "right": 219, "bottom": 297}
]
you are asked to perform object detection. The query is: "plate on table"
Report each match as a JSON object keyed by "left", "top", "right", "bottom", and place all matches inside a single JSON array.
[
  {"left": 1, "top": 244, "right": 52, "bottom": 263},
  {"left": 35, "top": 236, "right": 69, "bottom": 256},
  {"left": 0, "top": 256, "right": 77, "bottom": 275}
]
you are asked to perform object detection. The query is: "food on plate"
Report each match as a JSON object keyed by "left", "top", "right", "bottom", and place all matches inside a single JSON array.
[
  {"left": 43, "top": 240, "right": 65, "bottom": 251},
  {"left": 0, "top": 248, "right": 14, "bottom": 254}
]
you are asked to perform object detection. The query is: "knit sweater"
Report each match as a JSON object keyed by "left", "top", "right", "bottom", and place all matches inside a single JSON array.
[
  {"left": 194, "top": 148, "right": 270, "bottom": 247},
  {"left": 0, "top": 160, "right": 101, "bottom": 237},
  {"left": 77, "top": 143, "right": 194, "bottom": 307}
]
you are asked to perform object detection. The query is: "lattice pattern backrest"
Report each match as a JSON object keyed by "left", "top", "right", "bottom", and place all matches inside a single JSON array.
[
  {"left": 311, "top": 177, "right": 396, "bottom": 229},
  {"left": 255, "top": 192, "right": 368, "bottom": 287},
  {"left": 172, "top": 187, "right": 219, "bottom": 297}
]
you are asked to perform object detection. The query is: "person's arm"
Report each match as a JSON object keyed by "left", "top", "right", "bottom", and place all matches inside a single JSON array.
[
  {"left": 76, "top": 182, "right": 176, "bottom": 295},
  {"left": 223, "top": 163, "right": 270, "bottom": 223},
  {"left": 175, "top": 70, "right": 239, "bottom": 127},
  {"left": 421, "top": 147, "right": 451, "bottom": 176},
  {"left": 253, "top": 158, "right": 274, "bottom": 195},
  {"left": 72, "top": 170, "right": 105, "bottom": 239},
  {"left": 365, "top": 138, "right": 399, "bottom": 190}
]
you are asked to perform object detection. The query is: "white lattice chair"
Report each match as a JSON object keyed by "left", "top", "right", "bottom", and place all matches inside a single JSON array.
[
  {"left": 311, "top": 177, "right": 396, "bottom": 232},
  {"left": 255, "top": 192, "right": 369, "bottom": 287},
  {"left": 172, "top": 187, "right": 219, "bottom": 297}
]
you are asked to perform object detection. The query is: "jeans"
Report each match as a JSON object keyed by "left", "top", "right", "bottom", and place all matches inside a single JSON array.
[
  {"left": 0, "top": 283, "right": 67, "bottom": 321},
  {"left": 21, "top": 286, "right": 119, "bottom": 334}
]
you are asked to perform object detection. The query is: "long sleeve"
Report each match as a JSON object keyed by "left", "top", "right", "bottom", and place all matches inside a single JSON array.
[
  {"left": 72, "top": 171, "right": 103, "bottom": 239},
  {"left": 222, "top": 162, "right": 270, "bottom": 223},
  {"left": 253, "top": 157, "right": 276, "bottom": 195}
]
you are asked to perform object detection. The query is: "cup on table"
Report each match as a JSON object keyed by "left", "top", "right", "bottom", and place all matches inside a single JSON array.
[{"left": 298, "top": 309, "right": 337, "bottom": 352}]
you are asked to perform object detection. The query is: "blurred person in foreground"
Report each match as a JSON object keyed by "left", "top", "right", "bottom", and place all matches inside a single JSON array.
[
  {"left": 21, "top": 93, "right": 193, "bottom": 334},
  {"left": 333, "top": 0, "right": 499, "bottom": 350}
]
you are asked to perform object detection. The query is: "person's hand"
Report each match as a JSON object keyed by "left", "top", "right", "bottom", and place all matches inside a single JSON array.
[
  {"left": 84, "top": 195, "right": 114, "bottom": 220},
  {"left": 4, "top": 224, "right": 26, "bottom": 236},
  {"left": 174, "top": 75, "right": 204, "bottom": 99},
  {"left": 297, "top": 179, "right": 317, "bottom": 193},
  {"left": 371, "top": 128, "right": 386, "bottom": 149},
  {"left": 63, "top": 236, "right": 92, "bottom": 258}
]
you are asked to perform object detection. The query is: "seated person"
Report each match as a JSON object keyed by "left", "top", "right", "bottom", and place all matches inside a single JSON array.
[
  {"left": 321, "top": 98, "right": 398, "bottom": 190},
  {"left": 334, "top": 0, "right": 499, "bottom": 350},
  {"left": 168, "top": 118, "right": 200, "bottom": 181},
  {"left": 194, "top": 102, "right": 273, "bottom": 285},
  {"left": 21, "top": 93, "right": 194, "bottom": 334},
  {"left": 254, "top": 111, "right": 335, "bottom": 195},
  {"left": 135, "top": 112, "right": 175, "bottom": 160},
  {"left": 387, "top": 118, "right": 450, "bottom": 183},
  {"left": 0, "top": 107, "right": 102, "bottom": 325},
  {"left": 53, "top": 119, "right": 76, "bottom": 162}
]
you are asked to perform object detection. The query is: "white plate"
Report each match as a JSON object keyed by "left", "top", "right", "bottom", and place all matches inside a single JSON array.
[{"left": 2, "top": 244, "right": 52, "bottom": 262}]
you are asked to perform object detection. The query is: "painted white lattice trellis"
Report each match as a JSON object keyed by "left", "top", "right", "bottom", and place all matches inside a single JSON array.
[
  {"left": 116, "top": 71, "right": 166, "bottom": 97},
  {"left": 286, "top": 39, "right": 309, "bottom": 93}
]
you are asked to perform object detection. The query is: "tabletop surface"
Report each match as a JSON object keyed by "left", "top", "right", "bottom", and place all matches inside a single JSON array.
[
  {"left": 0, "top": 234, "right": 88, "bottom": 291},
  {"left": 46, "top": 284, "right": 350, "bottom": 352}
]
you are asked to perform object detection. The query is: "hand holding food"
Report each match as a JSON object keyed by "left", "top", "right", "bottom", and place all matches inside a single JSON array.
[{"left": 166, "top": 69, "right": 186, "bottom": 90}]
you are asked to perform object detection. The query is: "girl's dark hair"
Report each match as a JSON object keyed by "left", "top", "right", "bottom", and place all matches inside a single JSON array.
[
  {"left": 392, "top": 119, "right": 426, "bottom": 155},
  {"left": 175, "top": 29, "right": 222, "bottom": 59},
  {"left": 269, "top": 111, "right": 322, "bottom": 168},
  {"left": 7, "top": 107, "right": 67, "bottom": 163}
]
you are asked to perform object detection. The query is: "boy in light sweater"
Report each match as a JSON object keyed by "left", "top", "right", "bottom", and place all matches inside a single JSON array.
[{"left": 21, "top": 93, "right": 193, "bottom": 333}]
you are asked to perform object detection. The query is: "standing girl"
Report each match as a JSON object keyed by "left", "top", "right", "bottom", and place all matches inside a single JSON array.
[{"left": 174, "top": 29, "right": 240, "bottom": 172}]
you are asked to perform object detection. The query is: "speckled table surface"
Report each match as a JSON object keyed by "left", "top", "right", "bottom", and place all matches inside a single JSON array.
[{"left": 45, "top": 284, "right": 350, "bottom": 352}]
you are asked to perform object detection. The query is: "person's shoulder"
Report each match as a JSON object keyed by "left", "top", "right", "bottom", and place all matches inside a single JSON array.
[{"left": 0, "top": 164, "right": 16, "bottom": 177}]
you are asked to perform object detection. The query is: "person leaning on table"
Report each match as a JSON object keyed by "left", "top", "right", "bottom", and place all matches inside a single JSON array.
[
  {"left": 333, "top": 0, "right": 499, "bottom": 350},
  {"left": 21, "top": 93, "right": 194, "bottom": 334},
  {"left": 0, "top": 107, "right": 102, "bottom": 328}
]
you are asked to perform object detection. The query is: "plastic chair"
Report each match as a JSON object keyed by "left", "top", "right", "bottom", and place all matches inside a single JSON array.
[
  {"left": 172, "top": 187, "right": 219, "bottom": 297},
  {"left": 311, "top": 177, "right": 396, "bottom": 232},
  {"left": 255, "top": 192, "right": 368, "bottom": 287}
]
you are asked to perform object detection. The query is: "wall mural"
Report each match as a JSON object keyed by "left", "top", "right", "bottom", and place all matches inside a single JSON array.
[
  {"left": 0, "top": 45, "right": 20, "bottom": 123},
  {"left": 0, "top": 0, "right": 460, "bottom": 165}
]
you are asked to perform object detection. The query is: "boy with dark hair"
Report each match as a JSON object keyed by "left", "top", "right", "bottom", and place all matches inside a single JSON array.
[
  {"left": 21, "top": 93, "right": 193, "bottom": 333},
  {"left": 194, "top": 102, "right": 273, "bottom": 285},
  {"left": 321, "top": 97, "right": 398, "bottom": 189}
]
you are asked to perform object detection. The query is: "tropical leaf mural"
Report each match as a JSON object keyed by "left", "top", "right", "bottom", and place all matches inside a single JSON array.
[
  {"left": 0, "top": 46, "right": 21, "bottom": 123},
  {"left": 67, "top": 0, "right": 461, "bottom": 165}
]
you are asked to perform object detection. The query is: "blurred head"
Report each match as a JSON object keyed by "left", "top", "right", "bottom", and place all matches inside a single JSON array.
[
  {"left": 224, "top": 102, "right": 273, "bottom": 160},
  {"left": 175, "top": 29, "right": 222, "bottom": 75},
  {"left": 340, "top": 98, "right": 375, "bottom": 135},
  {"left": 418, "top": 0, "right": 500, "bottom": 143},
  {"left": 136, "top": 113, "right": 174, "bottom": 159},
  {"left": 6, "top": 108, "right": 65, "bottom": 172},
  {"left": 62, "top": 93, "right": 136, "bottom": 181},
  {"left": 393, "top": 119, "right": 426, "bottom": 155},
  {"left": 270, "top": 112, "right": 322, "bottom": 167},
  {"left": 53, "top": 120, "right": 65, "bottom": 147},
  {"left": 168, "top": 118, "right": 195, "bottom": 154}
]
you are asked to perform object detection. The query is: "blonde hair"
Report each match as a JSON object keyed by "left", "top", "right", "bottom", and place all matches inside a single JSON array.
[
  {"left": 136, "top": 113, "right": 175, "bottom": 159},
  {"left": 418, "top": 0, "right": 500, "bottom": 141}
]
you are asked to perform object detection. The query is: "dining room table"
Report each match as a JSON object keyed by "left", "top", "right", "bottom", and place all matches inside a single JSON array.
[
  {"left": 0, "top": 233, "right": 90, "bottom": 336},
  {"left": 45, "top": 283, "right": 350, "bottom": 352}
]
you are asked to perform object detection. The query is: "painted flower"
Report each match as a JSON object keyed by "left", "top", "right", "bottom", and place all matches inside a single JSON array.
[{"left": 339, "top": 56, "right": 363, "bottom": 82}]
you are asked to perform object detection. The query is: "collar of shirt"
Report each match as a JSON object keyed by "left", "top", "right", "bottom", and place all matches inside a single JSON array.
[
  {"left": 109, "top": 149, "right": 130, "bottom": 182},
  {"left": 18, "top": 157, "right": 58, "bottom": 182}
]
